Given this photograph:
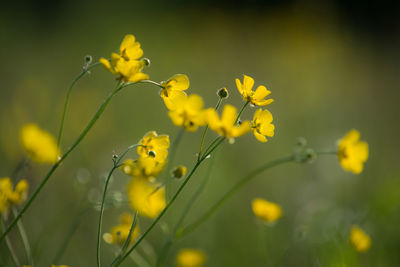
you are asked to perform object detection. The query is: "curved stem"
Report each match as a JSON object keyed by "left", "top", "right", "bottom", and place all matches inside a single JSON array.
[
  {"left": 12, "top": 207, "right": 33, "bottom": 266},
  {"left": 97, "top": 144, "right": 141, "bottom": 267},
  {"left": 57, "top": 62, "right": 101, "bottom": 149},
  {"left": 177, "top": 154, "right": 295, "bottom": 238},
  {"left": 0, "top": 82, "right": 122, "bottom": 244}
]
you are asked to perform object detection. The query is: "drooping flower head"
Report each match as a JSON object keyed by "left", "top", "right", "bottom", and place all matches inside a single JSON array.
[
  {"left": 103, "top": 213, "right": 140, "bottom": 246},
  {"left": 0, "top": 177, "right": 29, "bottom": 215},
  {"left": 137, "top": 131, "right": 170, "bottom": 163},
  {"left": 350, "top": 225, "right": 371, "bottom": 253},
  {"left": 127, "top": 176, "right": 166, "bottom": 219},
  {"left": 160, "top": 74, "right": 190, "bottom": 110},
  {"left": 251, "top": 109, "right": 275, "bottom": 143},
  {"left": 20, "top": 124, "right": 60, "bottom": 164},
  {"left": 176, "top": 249, "right": 207, "bottom": 267},
  {"left": 337, "top": 129, "right": 369, "bottom": 174},
  {"left": 100, "top": 34, "right": 149, "bottom": 83},
  {"left": 236, "top": 75, "right": 273, "bottom": 106},
  {"left": 167, "top": 93, "right": 206, "bottom": 132},
  {"left": 251, "top": 198, "right": 282, "bottom": 224},
  {"left": 205, "top": 104, "right": 251, "bottom": 143}
]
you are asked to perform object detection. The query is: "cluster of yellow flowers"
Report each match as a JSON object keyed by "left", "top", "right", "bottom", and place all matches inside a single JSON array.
[
  {"left": 337, "top": 129, "right": 369, "bottom": 174},
  {"left": 349, "top": 225, "right": 371, "bottom": 253},
  {"left": 0, "top": 177, "right": 28, "bottom": 216},
  {"left": 103, "top": 213, "right": 140, "bottom": 246}
]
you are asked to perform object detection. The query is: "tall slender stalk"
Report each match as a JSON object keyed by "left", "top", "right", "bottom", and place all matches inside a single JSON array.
[
  {"left": 11, "top": 207, "right": 33, "bottom": 266},
  {"left": 1, "top": 219, "right": 20, "bottom": 267}
]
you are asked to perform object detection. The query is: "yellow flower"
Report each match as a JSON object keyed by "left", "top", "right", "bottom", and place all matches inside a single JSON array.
[
  {"left": 0, "top": 178, "right": 29, "bottom": 214},
  {"left": 236, "top": 75, "right": 273, "bottom": 106},
  {"left": 176, "top": 249, "right": 206, "bottom": 267},
  {"left": 337, "top": 129, "right": 369, "bottom": 174},
  {"left": 251, "top": 198, "right": 282, "bottom": 224},
  {"left": 160, "top": 74, "right": 190, "bottom": 109},
  {"left": 205, "top": 104, "right": 251, "bottom": 143},
  {"left": 20, "top": 123, "right": 60, "bottom": 164},
  {"left": 103, "top": 213, "right": 140, "bottom": 246},
  {"left": 137, "top": 131, "right": 170, "bottom": 162},
  {"left": 121, "top": 157, "right": 165, "bottom": 179},
  {"left": 168, "top": 93, "right": 207, "bottom": 132},
  {"left": 127, "top": 177, "right": 166, "bottom": 218},
  {"left": 350, "top": 225, "right": 371, "bottom": 253},
  {"left": 99, "top": 34, "right": 149, "bottom": 82},
  {"left": 251, "top": 109, "right": 275, "bottom": 143}
]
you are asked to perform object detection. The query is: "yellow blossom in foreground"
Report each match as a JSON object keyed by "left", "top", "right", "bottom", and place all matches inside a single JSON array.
[
  {"left": 121, "top": 157, "right": 165, "bottom": 179},
  {"left": 0, "top": 178, "right": 29, "bottom": 214},
  {"left": 176, "top": 249, "right": 206, "bottom": 267},
  {"left": 251, "top": 109, "right": 275, "bottom": 143},
  {"left": 137, "top": 131, "right": 170, "bottom": 162},
  {"left": 103, "top": 213, "right": 140, "bottom": 246},
  {"left": 236, "top": 75, "right": 273, "bottom": 106},
  {"left": 20, "top": 123, "right": 60, "bottom": 164},
  {"left": 127, "top": 177, "right": 166, "bottom": 218},
  {"left": 337, "top": 129, "right": 369, "bottom": 174},
  {"left": 99, "top": 34, "right": 149, "bottom": 82},
  {"left": 160, "top": 74, "right": 190, "bottom": 109},
  {"left": 205, "top": 104, "right": 251, "bottom": 143},
  {"left": 251, "top": 198, "right": 282, "bottom": 224},
  {"left": 350, "top": 225, "right": 371, "bottom": 253},
  {"left": 168, "top": 93, "right": 206, "bottom": 132}
]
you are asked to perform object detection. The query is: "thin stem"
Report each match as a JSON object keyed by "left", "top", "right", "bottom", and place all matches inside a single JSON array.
[
  {"left": 57, "top": 62, "right": 101, "bottom": 149},
  {"left": 1, "top": 218, "right": 20, "bottom": 267},
  {"left": 97, "top": 144, "right": 141, "bottom": 267},
  {"left": 178, "top": 154, "right": 295, "bottom": 238},
  {"left": 315, "top": 150, "right": 337, "bottom": 155},
  {"left": 0, "top": 82, "right": 122, "bottom": 244},
  {"left": 11, "top": 207, "right": 33, "bottom": 266},
  {"left": 236, "top": 101, "right": 250, "bottom": 124},
  {"left": 197, "top": 97, "right": 223, "bottom": 161}
]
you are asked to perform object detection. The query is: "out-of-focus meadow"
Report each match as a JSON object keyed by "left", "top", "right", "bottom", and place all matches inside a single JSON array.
[{"left": 1, "top": 0, "right": 399, "bottom": 266}]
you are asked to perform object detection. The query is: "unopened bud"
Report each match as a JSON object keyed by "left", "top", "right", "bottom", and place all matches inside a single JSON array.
[
  {"left": 85, "top": 55, "right": 93, "bottom": 64},
  {"left": 172, "top": 165, "right": 187, "bottom": 179},
  {"left": 142, "top": 58, "right": 151, "bottom": 67},
  {"left": 217, "top": 87, "right": 229, "bottom": 99}
]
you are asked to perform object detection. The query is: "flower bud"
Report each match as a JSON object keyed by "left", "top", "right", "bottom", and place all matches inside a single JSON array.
[
  {"left": 217, "top": 87, "right": 229, "bottom": 99},
  {"left": 85, "top": 55, "right": 93, "bottom": 64},
  {"left": 142, "top": 58, "right": 151, "bottom": 67},
  {"left": 172, "top": 165, "right": 187, "bottom": 179}
]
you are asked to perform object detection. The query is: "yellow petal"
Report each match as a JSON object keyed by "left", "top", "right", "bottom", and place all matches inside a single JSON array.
[
  {"left": 166, "top": 74, "right": 190, "bottom": 91},
  {"left": 99, "top": 58, "right": 113, "bottom": 73},
  {"left": 232, "top": 120, "right": 251, "bottom": 137},
  {"left": 243, "top": 75, "right": 255, "bottom": 94},
  {"left": 221, "top": 104, "right": 237, "bottom": 130},
  {"left": 253, "top": 130, "right": 268, "bottom": 143},
  {"left": 235, "top": 78, "right": 243, "bottom": 94}
]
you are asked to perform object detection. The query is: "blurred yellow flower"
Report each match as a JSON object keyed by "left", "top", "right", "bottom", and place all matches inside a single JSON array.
[
  {"left": 251, "top": 109, "right": 275, "bottom": 143},
  {"left": 205, "top": 104, "right": 251, "bottom": 143},
  {"left": 121, "top": 157, "right": 165, "bottom": 179},
  {"left": 337, "top": 129, "right": 369, "bottom": 174},
  {"left": 20, "top": 123, "right": 60, "bottom": 164},
  {"left": 137, "top": 131, "right": 170, "bottom": 162},
  {"left": 160, "top": 74, "right": 190, "bottom": 109},
  {"left": 168, "top": 93, "right": 206, "bottom": 132},
  {"left": 127, "top": 177, "right": 166, "bottom": 218},
  {"left": 0, "top": 178, "right": 29, "bottom": 214},
  {"left": 100, "top": 34, "right": 149, "bottom": 82},
  {"left": 350, "top": 225, "right": 371, "bottom": 253},
  {"left": 236, "top": 75, "right": 273, "bottom": 107},
  {"left": 103, "top": 212, "right": 140, "bottom": 246},
  {"left": 176, "top": 249, "right": 206, "bottom": 267},
  {"left": 251, "top": 198, "right": 282, "bottom": 224}
]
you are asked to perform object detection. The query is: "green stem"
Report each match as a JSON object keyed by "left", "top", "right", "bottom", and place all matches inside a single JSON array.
[
  {"left": 97, "top": 144, "right": 141, "bottom": 267},
  {"left": 1, "top": 218, "right": 20, "bottom": 267},
  {"left": 315, "top": 150, "right": 337, "bottom": 155},
  {"left": 0, "top": 81, "right": 122, "bottom": 244},
  {"left": 11, "top": 207, "right": 33, "bottom": 266},
  {"left": 177, "top": 154, "right": 295, "bottom": 238},
  {"left": 236, "top": 101, "right": 250, "bottom": 124},
  {"left": 57, "top": 62, "right": 101, "bottom": 149},
  {"left": 197, "top": 97, "right": 223, "bottom": 161}
]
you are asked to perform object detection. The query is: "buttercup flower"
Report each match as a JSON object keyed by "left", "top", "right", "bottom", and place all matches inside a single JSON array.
[
  {"left": 0, "top": 178, "right": 29, "bottom": 215},
  {"left": 20, "top": 123, "right": 60, "bottom": 164},
  {"left": 251, "top": 198, "right": 282, "bottom": 224},
  {"left": 137, "top": 131, "right": 170, "bottom": 162},
  {"left": 350, "top": 225, "right": 371, "bottom": 253},
  {"left": 127, "top": 177, "right": 166, "bottom": 218},
  {"left": 251, "top": 109, "right": 275, "bottom": 143},
  {"left": 160, "top": 74, "right": 190, "bottom": 110},
  {"left": 176, "top": 249, "right": 206, "bottom": 267},
  {"left": 337, "top": 129, "right": 369, "bottom": 174},
  {"left": 205, "top": 104, "right": 251, "bottom": 143},
  {"left": 103, "top": 213, "right": 140, "bottom": 246},
  {"left": 236, "top": 75, "right": 273, "bottom": 106},
  {"left": 100, "top": 34, "right": 149, "bottom": 82},
  {"left": 168, "top": 93, "right": 206, "bottom": 132},
  {"left": 121, "top": 157, "right": 165, "bottom": 179}
]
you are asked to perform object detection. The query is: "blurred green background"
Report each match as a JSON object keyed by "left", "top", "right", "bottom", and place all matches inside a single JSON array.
[{"left": 1, "top": 0, "right": 399, "bottom": 266}]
